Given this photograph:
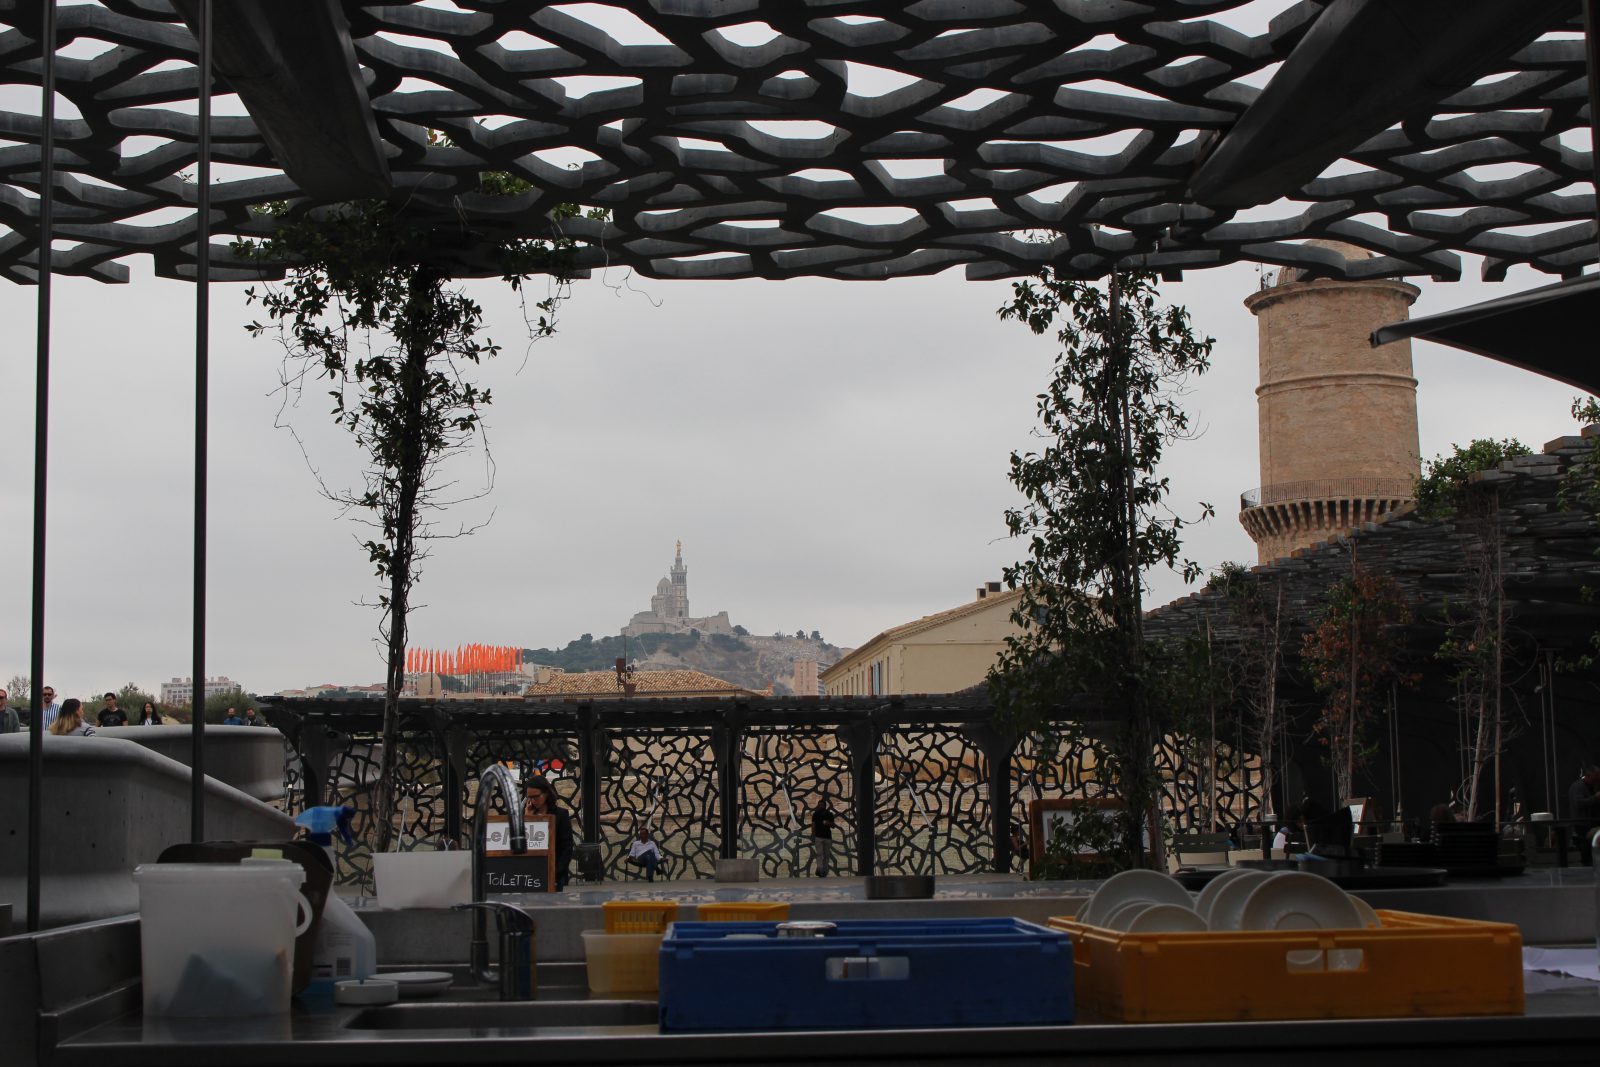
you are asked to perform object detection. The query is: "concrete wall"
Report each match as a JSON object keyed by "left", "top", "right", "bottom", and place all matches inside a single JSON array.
[
  {"left": 94, "top": 724, "right": 287, "bottom": 802},
  {"left": 0, "top": 735, "right": 295, "bottom": 928}
]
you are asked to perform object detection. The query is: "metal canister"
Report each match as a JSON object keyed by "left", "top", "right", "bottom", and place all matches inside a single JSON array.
[{"left": 774, "top": 920, "right": 836, "bottom": 938}]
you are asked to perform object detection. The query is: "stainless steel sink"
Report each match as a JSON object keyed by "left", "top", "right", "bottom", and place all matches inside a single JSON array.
[{"left": 345, "top": 1000, "right": 659, "bottom": 1031}]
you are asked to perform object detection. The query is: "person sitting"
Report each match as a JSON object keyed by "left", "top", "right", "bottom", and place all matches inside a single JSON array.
[{"left": 627, "top": 826, "right": 663, "bottom": 882}]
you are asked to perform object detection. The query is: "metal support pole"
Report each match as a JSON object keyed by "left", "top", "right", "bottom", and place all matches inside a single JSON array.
[
  {"left": 190, "top": 0, "right": 212, "bottom": 842},
  {"left": 713, "top": 719, "right": 740, "bottom": 860},
  {"left": 26, "top": 0, "right": 57, "bottom": 936},
  {"left": 578, "top": 713, "right": 601, "bottom": 845},
  {"left": 988, "top": 737, "right": 1013, "bottom": 875},
  {"left": 1585, "top": 0, "right": 1600, "bottom": 244}
]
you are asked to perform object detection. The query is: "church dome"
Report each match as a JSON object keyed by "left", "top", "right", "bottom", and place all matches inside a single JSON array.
[{"left": 657, "top": 578, "right": 671, "bottom": 594}]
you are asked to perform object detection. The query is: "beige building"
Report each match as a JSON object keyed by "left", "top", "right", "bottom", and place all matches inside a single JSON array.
[
  {"left": 522, "top": 668, "right": 762, "bottom": 701},
  {"left": 1239, "top": 242, "right": 1422, "bottom": 563},
  {"left": 822, "top": 583, "right": 1025, "bottom": 697}
]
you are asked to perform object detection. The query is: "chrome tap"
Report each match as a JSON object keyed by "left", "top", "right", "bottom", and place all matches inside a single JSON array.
[{"left": 468, "top": 762, "right": 527, "bottom": 986}]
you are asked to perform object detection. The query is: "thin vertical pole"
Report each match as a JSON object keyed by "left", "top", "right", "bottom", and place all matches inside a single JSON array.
[
  {"left": 190, "top": 0, "right": 212, "bottom": 842},
  {"left": 26, "top": 0, "right": 58, "bottom": 936},
  {"left": 1585, "top": 0, "right": 1600, "bottom": 244}
]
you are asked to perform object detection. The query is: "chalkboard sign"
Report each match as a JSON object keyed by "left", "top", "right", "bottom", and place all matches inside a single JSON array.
[{"left": 484, "top": 814, "right": 556, "bottom": 893}]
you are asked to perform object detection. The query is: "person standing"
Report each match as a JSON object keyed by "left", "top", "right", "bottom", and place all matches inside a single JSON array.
[
  {"left": 810, "top": 795, "right": 839, "bottom": 877},
  {"left": 1568, "top": 765, "right": 1600, "bottom": 864},
  {"left": 137, "top": 702, "right": 162, "bottom": 726},
  {"left": 222, "top": 707, "right": 244, "bottom": 726},
  {"left": 0, "top": 688, "right": 17, "bottom": 733},
  {"left": 97, "top": 692, "right": 128, "bottom": 728},
  {"left": 627, "top": 826, "right": 663, "bottom": 882},
  {"left": 38, "top": 685, "right": 59, "bottom": 729},
  {"left": 243, "top": 708, "right": 263, "bottom": 727},
  {"left": 523, "top": 774, "right": 575, "bottom": 891}
]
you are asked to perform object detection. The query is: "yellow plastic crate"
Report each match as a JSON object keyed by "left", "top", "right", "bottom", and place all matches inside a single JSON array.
[
  {"left": 602, "top": 899, "right": 680, "bottom": 933},
  {"left": 696, "top": 901, "right": 792, "bottom": 922},
  {"left": 1047, "top": 909, "right": 1523, "bottom": 1023},
  {"left": 582, "top": 931, "right": 662, "bottom": 994}
]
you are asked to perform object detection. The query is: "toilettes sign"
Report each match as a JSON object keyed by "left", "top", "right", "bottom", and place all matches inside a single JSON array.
[{"left": 484, "top": 814, "right": 556, "bottom": 892}]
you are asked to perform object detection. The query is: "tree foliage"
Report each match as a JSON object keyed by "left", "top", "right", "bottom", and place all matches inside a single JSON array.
[
  {"left": 1413, "top": 438, "right": 1530, "bottom": 519},
  {"left": 1300, "top": 563, "right": 1417, "bottom": 804},
  {"left": 235, "top": 196, "right": 595, "bottom": 853},
  {"left": 987, "top": 268, "right": 1213, "bottom": 868}
]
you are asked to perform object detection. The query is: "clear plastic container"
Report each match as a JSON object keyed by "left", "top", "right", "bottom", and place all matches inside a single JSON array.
[
  {"left": 134, "top": 862, "right": 310, "bottom": 1017},
  {"left": 582, "top": 930, "right": 663, "bottom": 994}
]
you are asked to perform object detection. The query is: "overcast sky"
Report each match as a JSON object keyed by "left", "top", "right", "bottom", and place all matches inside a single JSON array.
[{"left": 0, "top": 254, "right": 1581, "bottom": 699}]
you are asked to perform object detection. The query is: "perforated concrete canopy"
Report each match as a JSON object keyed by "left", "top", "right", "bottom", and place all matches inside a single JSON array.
[{"left": 0, "top": 0, "right": 1594, "bottom": 284}]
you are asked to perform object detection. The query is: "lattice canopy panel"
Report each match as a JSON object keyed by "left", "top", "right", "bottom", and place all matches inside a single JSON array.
[{"left": 0, "top": 1, "right": 1593, "bottom": 284}]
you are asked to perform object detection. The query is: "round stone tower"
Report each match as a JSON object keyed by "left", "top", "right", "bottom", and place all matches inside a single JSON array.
[{"left": 1239, "top": 243, "right": 1422, "bottom": 563}]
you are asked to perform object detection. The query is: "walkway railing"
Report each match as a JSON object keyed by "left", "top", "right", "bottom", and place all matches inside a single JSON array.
[
  {"left": 263, "top": 695, "right": 1265, "bottom": 889},
  {"left": 1240, "top": 477, "right": 1416, "bottom": 511}
]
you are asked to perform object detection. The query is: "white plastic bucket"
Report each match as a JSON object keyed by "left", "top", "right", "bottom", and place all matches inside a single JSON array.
[{"left": 134, "top": 862, "right": 310, "bottom": 1017}]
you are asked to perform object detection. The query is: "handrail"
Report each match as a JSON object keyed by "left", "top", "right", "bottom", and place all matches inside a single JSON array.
[{"left": 1240, "top": 477, "right": 1415, "bottom": 511}]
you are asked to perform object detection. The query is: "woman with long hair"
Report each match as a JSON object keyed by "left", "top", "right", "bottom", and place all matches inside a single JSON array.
[
  {"left": 47, "top": 698, "right": 95, "bottom": 737},
  {"left": 522, "top": 774, "right": 575, "bottom": 891},
  {"left": 138, "top": 701, "right": 162, "bottom": 726}
]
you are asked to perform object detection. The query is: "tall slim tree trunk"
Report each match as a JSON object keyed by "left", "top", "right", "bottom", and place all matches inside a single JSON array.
[{"left": 372, "top": 268, "right": 440, "bottom": 858}]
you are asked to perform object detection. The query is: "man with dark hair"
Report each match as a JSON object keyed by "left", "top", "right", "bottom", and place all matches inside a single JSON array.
[
  {"left": 1568, "top": 765, "right": 1600, "bottom": 864},
  {"left": 97, "top": 692, "right": 128, "bottom": 728},
  {"left": 38, "top": 685, "right": 59, "bottom": 729},
  {"left": 222, "top": 706, "right": 245, "bottom": 726},
  {"left": 0, "top": 688, "right": 17, "bottom": 734}
]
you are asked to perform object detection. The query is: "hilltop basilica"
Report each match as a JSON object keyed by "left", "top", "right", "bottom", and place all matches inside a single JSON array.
[{"left": 622, "top": 542, "right": 735, "bottom": 637}]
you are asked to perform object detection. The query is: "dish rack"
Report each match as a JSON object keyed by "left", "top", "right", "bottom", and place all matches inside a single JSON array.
[{"left": 1048, "top": 909, "right": 1523, "bottom": 1022}]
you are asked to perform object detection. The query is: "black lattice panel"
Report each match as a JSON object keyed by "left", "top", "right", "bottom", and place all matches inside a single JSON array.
[
  {"left": 597, "top": 729, "right": 719, "bottom": 881},
  {"left": 1009, "top": 731, "right": 1117, "bottom": 867},
  {"left": 739, "top": 727, "right": 854, "bottom": 878},
  {"left": 0, "top": 3, "right": 1592, "bottom": 283},
  {"left": 456, "top": 728, "right": 582, "bottom": 846},
  {"left": 1156, "top": 735, "right": 1266, "bottom": 834},
  {"left": 875, "top": 727, "right": 991, "bottom": 875}
]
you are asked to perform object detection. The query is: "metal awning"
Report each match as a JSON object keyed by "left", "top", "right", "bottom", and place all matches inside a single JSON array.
[{"left": 1371, "top": 273, "right": 1600, "bottom": 392}]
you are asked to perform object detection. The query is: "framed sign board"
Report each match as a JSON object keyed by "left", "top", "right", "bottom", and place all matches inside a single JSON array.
[
  {"left": 1028, "top": 797, "right": 1124, "bottom": 870},
  {"left": 484, "top": 814, "right": 556, "bottom": 892}
]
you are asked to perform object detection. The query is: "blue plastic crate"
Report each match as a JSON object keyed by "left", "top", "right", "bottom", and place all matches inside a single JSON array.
[{"left": 658, "top": 917, "right": 1073, "bottom": 1032}]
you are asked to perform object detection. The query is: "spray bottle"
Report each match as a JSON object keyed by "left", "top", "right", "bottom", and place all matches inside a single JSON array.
[{"left": 294, "top": 806, "right": 376, "bottom": 997}]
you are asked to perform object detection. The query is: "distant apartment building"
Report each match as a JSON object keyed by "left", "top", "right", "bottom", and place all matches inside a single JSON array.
[
  {"left": 822, "top": 583, "right": 1024, "bottom": 697},
  {"left": 160, "top": 675, "right": 242, "bottom": 707}
]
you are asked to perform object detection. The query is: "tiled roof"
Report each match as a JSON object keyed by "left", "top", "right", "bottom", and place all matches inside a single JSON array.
[
  {"left": 522, "top": 669, "right": 749, "bottom": 697},
  {"left": 823, "top": 588, "right": 1024, "bottom": 677}
]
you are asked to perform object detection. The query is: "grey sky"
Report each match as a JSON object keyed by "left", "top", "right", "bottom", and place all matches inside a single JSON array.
[{"left": 0, "top": 256, "right": 1580, "bottom": 700}]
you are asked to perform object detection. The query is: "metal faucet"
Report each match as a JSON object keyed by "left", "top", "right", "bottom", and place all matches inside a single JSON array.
[{"left": 468, "top": 762, "right": 527, "bottom": 987}]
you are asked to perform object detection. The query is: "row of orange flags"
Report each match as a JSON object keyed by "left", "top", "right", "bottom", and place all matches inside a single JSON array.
[{"left": 406, "top": 645, "right": 523, "bottom": 676}]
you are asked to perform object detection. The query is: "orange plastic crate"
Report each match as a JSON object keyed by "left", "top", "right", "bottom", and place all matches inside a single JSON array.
[
  {"left": 696, "top": 901, "right": 791, "bottom": 922},
  {"left": 1047, "top": 909, "right": 1523, "bottom": 1023},
  {"left": 602, "top": 899, "right": 680, "bottom": 934}
]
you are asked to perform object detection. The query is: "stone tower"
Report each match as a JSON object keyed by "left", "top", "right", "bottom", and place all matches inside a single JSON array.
[{"left": 1239, "top": 243, "right": 1422, "bottom": 563}]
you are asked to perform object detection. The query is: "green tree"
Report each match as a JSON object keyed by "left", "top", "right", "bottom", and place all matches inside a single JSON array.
[
  {"left": 115, "top": 683, "right": 159, "bottom": 718},
  {"left": 987, "top": 268, "right": 1213, "bottom": 869},
  {"left": 1413, "top": 438, "right": 1530, "bottom": 519},
  {"left": 236, "top": 196, "right": 596, "bottom": 852},
  {"left": 1301, "top": 563, "right": 1416, "bottom": 804}
]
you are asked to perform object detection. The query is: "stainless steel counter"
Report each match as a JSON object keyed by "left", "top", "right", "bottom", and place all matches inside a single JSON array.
[{"left": 50, "top": 969, "right": 1600, "bottom": 1066}]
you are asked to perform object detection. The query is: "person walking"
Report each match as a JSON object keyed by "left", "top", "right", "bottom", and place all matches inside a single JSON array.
[
  {"left": 47, "top": 698, "right": 95, "bottom": 737},
  {"left": 97, "top": 692, "right": 128, "bottom": 728},
  {"left": 810, "top": 795, "right": 839, "bottom": 877},
  {"left": 0, "top": 688, "right": 17, "bottom": 733},
  {"left": 627, "top": 826, "right": 663, "bottom": 882}
]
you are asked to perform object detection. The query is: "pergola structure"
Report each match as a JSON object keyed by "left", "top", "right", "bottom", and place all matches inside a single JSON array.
[
  {"left": 7, "top": 1, "right": 1600, "bottom": 932},
  {"left": 0, "top": 1, "right": 1595, "bottom": 284}
]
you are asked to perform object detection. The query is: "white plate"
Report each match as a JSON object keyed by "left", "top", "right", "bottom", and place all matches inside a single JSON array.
[
  {"left": 1194, "top": 867, "right": 1255, "bottom": 924},
  {"left": 1238, "top": 872, "right": 1362, "bottom": 933},
  {"left": 381, "top": 971, "right": 455, "bottom": 998},
  {"left": 1349, "top": 894, "right": 1381, "bottom": 929},
  {"left": 1204, "top": 870, "right": 1274, "bottom": 931},
  {"left": 1081, "top": 869, "right": 1193, "bottom": 927},
  {"left": 1124, "top": 903, "right": 1208, "bottom": 934},
  {"left": 1103, "top": 900, "right": 1155, "bottom": 931}
]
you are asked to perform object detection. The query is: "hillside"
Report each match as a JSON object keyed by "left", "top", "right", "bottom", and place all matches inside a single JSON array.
[{"left": 522, "top": 631, "right": 845, "bottom": 696}]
